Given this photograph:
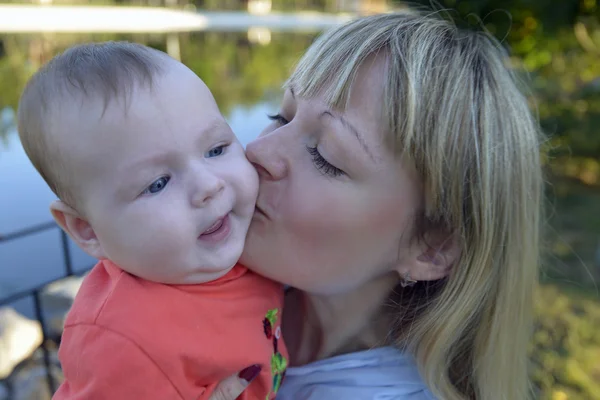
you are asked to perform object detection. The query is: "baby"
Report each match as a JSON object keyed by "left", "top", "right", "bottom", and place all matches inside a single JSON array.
[{"left": 17, "top": 42, "right": 287, "bottom": 399}]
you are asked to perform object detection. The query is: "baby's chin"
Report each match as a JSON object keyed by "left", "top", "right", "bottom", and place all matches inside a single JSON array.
[{"left": 121, "top": 261, "right": 238, "bottom": 285}]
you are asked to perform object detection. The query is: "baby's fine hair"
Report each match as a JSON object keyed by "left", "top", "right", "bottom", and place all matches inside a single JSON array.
[{"left": 17, "top": 41, "right": 168, "bottom": 208}]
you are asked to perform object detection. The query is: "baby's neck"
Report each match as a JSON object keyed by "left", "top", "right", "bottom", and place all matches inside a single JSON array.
[{"left": 284, "top": 273, "right": 399, "bottom": 366}]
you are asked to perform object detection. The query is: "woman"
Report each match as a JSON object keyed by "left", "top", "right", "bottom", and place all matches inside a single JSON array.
[{"left": 213, "top": 10, "right": 543, "bottom": 400}]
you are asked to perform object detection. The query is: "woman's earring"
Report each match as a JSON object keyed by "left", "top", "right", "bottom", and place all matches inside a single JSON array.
[{"left": 400, "top": 273, "right": 417, "bottom": 288}]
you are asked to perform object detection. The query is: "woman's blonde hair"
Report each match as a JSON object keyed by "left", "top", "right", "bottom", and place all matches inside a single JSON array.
[{"left": 286, "top": 10, "right": 543, "bottom": 400}]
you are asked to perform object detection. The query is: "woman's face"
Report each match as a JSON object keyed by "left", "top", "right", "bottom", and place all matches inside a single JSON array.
[{"left": 241, "top": 57, "right": 423, "bottom": 295}]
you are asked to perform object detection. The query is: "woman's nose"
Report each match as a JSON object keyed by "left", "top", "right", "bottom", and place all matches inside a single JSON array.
[
  {"left": 191, "top": 169, "right": 225, "bottom": 208},
  {"left": 245, "top": 133, "right": 288, "bottom": 181}
]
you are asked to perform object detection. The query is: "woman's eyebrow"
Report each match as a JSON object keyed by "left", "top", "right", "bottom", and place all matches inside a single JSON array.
[{"left": 320, "top": 110, "right": 374, "bottom": 160}]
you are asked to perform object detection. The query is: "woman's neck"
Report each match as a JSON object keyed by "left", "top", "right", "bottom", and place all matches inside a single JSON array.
[{"left": 284, "top": 272, "right": 399, "bottom": 366}]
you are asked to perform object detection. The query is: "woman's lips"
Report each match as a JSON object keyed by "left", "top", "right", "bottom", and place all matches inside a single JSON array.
[{"left": 198, "top": 214, "right": 231, "bottom": 243}]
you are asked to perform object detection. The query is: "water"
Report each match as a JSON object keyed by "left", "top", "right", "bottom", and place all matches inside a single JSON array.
[{"left": 0, "top": 29, "right": 315, "bottom": 309}]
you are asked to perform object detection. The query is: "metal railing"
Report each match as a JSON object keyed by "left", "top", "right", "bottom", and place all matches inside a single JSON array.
[{"left": 0, "top": 222, "right": 92, "bottom": 395}]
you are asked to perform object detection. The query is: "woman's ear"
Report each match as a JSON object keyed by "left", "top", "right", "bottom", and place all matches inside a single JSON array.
[
  {"left": 50, "top": 200, "right": 105, "bottom": 260},
  {"left": 400, "top": 231, "right": 461, "bottom": 282}
]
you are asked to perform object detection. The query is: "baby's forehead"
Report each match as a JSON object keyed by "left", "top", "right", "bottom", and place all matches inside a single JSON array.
[
  {"left": 50, "top": 62, "right": 222, "bottom": 165},
  {"left": 46, "top": 93, "right": 130, "bottom": 169}
]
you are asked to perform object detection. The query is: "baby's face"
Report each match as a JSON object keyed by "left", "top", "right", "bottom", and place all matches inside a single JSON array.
[{"left": 59, "top": 61, "right": 258, "bottom": 284}]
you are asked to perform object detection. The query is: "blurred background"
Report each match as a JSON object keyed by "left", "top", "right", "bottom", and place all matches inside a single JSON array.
[{"left": 0, "top": 0, "right": 598, "bottom": 399}]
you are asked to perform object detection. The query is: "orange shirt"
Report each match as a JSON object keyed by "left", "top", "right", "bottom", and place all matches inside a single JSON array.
[{"left": 53, "top": 260, "right": 288, "bottom": 400}]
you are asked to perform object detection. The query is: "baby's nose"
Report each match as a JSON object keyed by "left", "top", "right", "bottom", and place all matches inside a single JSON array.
[{"left": 191, "top": 171, "right": 225, "bottom": 207}]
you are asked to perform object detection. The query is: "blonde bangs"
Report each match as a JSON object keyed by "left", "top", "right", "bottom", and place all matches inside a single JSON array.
[{"left": 284, "top": 15, "right": 395, "bottom": 115}]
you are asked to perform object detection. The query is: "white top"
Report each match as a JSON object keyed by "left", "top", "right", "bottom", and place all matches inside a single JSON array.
[{"left": 276, "top": 346, "right": 437, "bottom": 399}]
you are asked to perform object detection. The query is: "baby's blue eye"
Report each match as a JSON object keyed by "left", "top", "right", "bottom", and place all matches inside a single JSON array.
[
  {"left": 143, "top": 176, "right": 170, "bottom": 195},
  {"left": 206, "top": 145, "right": 227, "bottom": 158}
]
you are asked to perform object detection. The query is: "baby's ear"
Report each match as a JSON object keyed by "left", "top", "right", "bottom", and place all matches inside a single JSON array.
[{"left": 50, "top": 200, "right": 105, "bottom": 260}]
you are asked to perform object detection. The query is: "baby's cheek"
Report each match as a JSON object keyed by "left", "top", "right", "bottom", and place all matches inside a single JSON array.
[{"left": 236, "top": 168, "right": 259, "bottom": 213}]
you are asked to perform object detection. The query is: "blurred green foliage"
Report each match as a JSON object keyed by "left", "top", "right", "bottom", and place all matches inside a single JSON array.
[
  {"left": 532, "top": 284, "right": 600, "bottom": 400},
  {"left": 177, "top": 31, "right": 313, "bottom": 114},
  {"left": 0, "top": 30, "right": 313, "bottom": 117},
  {"left": 403, "top": 0, "right": 600, "bottom": 187}
]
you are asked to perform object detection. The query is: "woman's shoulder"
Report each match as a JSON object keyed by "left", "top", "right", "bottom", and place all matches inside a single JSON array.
[{"left": 276, "top": 346, "right": 436, "bottom": 399}]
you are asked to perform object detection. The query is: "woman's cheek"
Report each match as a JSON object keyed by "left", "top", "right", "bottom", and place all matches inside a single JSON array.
[{"left": 285, "top": 188, "right": 358, "bottom": 238}]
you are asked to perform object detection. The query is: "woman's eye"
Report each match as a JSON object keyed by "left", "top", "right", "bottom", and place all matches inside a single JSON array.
[
  {"left": 306, "top": 146, "right": 345, "bottom": 177},
  {"left": 267, "top": 113, "right": 289, "bottom": 126},
  {"left": 206, "top": 145, "right": 227, "bottom": 158},
  {"left": 143, "top": 176, "right": 170, "bottom": 195}
]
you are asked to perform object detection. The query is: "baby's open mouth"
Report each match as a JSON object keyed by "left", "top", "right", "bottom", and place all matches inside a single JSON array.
[
  {"left": 202, "top": 217, "right": 224, "bottom": 235},
  {"left": 198, "top": 214, "right": 232, "bottom": 243}
]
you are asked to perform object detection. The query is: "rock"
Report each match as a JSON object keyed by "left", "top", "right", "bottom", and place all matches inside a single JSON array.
[
  {"left": 0, "top": 308, "right": 43, "bottom": 379},
  {"left": 40, "top": 275, "right": 85, "bottom": 338},
  {"left": 9, "top": 363, "right": 63, "bottom": 400},
  {"left": 3, "top": 347, "right": 64, "bottom": 400}
]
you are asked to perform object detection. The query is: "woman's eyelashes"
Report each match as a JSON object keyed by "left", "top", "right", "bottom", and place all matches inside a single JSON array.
[
  {"left": 306, "top": 146, "right": 345, "bottom": 177},
  {"left": 267, "top": 112, "right": 344, "bottom": 177},
  {"left": 267, "top": 113, "right": 289, "bottom": 125}
]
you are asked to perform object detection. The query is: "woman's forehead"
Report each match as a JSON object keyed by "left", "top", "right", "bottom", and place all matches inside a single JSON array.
[{"left": 286, "top": 70, "right": 392, "bottom": 159}]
